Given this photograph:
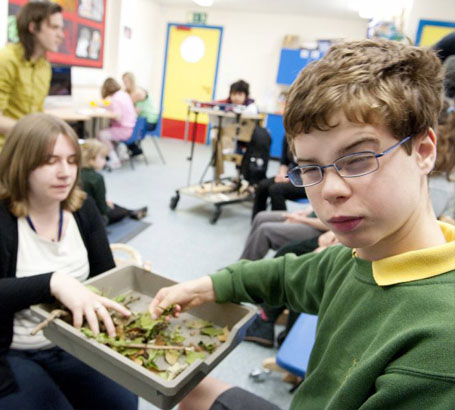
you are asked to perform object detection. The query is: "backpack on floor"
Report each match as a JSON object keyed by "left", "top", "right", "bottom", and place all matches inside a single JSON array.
[{"left": 240, "top": 126, "right": 271, "bottom": 185}]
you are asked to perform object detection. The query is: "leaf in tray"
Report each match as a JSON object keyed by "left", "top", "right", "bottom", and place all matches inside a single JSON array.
[
  {"left": 186, "top": 319, "right": 212, "bottom": 329},
  {"left": 158, "top": 371, "right": 168, "bottom": 380},
  {"left": 113, "top": 294, "right": 126, "bottom": 303},
  {"left": 120, "top": 347, "right": 141, "bottom": 356},
  {"left": 132, "top": 357, "right": 143, "bottom": 366},
  {"left": 200, "top": 327, "right": 224, "bottom": 338},
  {"left": 167, "top": 362, "right": 189, "bottom": 381},
  {"left": 160, "top": 304, "right": 177, "bottom": 317},
  {"left": 185, "top": 351, "right": 206, "bottom": 364},
  {"left": 198, "top": 341, "right": 217, "bottom": 353},
  {"left": 137, "top": 313, "right": 167, "bottom": 339},
  {"left": 164, "top": 349, "right": 181, "bottom": 365},
  {"left": 170, "top": 328, "right": 186, "bottom": 344},
  {"left": 217, "top": 326, "right": 230, "bottom": 343},
  {"left": 143, "top": 352, "right": 161, "bottom": 370},
  {"left": 80, "top": 327, "right": 95, "bottom": 338},
  {"left": 85, "top": 285, "right": 102, "bottom": 295}
]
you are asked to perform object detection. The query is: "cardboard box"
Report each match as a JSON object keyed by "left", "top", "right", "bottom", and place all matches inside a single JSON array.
[{"left": 31, "top": 266, "right": 256, "bottom": 410}]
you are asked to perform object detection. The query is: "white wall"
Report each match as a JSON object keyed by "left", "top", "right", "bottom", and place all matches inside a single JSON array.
[
  {"left": 404, "top": 0, "right": 455, "bottom": 42},
  {"left": 153, "top": 5, "right": 368, "bottom": 111},
  {"left": 1, "top": 0, "right": 452, "bottom": 110}
]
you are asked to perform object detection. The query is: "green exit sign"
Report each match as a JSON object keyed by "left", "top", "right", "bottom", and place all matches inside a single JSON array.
[{"left": 189, "top": 12, "right": 207, "bottom": 24}]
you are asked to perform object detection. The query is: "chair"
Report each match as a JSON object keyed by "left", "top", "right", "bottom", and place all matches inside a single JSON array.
[
  {"left": 145, "top": 115, "right": 166, "bottom": 165},
  {"left": 110, "top": 243, "right": 143, "bottom": 267},
  {"left": 122, "top": 116, "right": 149, "bottom": 169},
  {"left": 276, "top": 313, "right": 318, "bottom": 378}
]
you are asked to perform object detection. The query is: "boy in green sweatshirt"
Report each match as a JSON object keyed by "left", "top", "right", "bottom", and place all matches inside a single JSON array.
[{"left": 149, "top": 39, "right": 455, "bottom": 410}]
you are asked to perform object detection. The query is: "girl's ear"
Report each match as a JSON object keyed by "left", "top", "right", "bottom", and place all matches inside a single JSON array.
[{"left": 414, "top": 128, "right": 437, "bottom": 175}]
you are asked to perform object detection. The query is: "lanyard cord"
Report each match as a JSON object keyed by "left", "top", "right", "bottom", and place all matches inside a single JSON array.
[{"left": 26, "top": 207, "right": 64, "bottom": 242}]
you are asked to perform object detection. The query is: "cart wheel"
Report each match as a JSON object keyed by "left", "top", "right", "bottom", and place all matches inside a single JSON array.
[
  {"left": 170, "top": 194, "right": 179, "bottom": 210},
  {"left": 210, "top": 206, "right": 222, "bottom": 224}
]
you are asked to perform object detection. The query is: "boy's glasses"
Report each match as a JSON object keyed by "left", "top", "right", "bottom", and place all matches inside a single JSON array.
[{"left": 287, "top": 135, "right": 412, "bottom": 188}]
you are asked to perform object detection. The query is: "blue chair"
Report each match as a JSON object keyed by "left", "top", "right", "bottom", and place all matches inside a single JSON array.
[
  {"left": 145, "top": 115, "right": 166, "bottom": 165},
  {"left": 123, "top": 116, "right": 149, "bottom": 169},
  {"left": 276, "top": 313, "right": 318, "bottom": 378}
]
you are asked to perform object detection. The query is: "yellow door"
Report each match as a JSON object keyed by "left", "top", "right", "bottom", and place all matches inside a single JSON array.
[{"left": 160, "top": 24, "right": 222, "bottom": 143}]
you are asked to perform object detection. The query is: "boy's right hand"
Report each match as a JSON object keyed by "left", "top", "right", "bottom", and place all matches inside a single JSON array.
[{"left": 149, "top": 276, "right": 215, "bottom": 319}]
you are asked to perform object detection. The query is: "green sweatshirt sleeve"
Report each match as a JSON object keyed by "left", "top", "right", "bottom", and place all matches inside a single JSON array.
[{"left": 211, "top": 246, "right": 342, "bottom": 315}]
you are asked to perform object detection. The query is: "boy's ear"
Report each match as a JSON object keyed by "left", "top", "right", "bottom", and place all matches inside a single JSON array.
[{"left": 413, "top": 128, "right": 437, "bottom": 175}]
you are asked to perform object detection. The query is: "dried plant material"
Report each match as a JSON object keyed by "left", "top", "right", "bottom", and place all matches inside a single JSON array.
[
  {"left": 200, "top": 327, "right": 224, "bottom": 338},
  {"left": 186, "top": 319, "right": 212, "bottom": 329},
  {"left": 30, "top": 309, "right": 70, "bottom": 335},
  {"left": 167, "top": 362, "right": 189, "bottom": 381},
  {"left": 198, "top": 341, "right": 217, "bottom": 353},
  {"left": 185, "top": 351, "right": 206, "bottom": 364},
  {"left": 51, "top": 289, "right": 227, "bottom": 382},
  {"left": 165, "top": 349, "right": 181, "bottom": 365},
  {"left": 217, "top": 326, "right": 229, "bottom": 342}
]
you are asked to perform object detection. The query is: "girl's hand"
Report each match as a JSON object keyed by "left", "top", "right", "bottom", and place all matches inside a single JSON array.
[{"left": 50, "top": 273, "right": 131, "bottom": 337}]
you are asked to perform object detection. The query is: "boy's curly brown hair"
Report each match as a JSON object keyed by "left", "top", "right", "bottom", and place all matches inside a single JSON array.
[{"left": 284, "top": 40, "right": 443, "bottom": 153}]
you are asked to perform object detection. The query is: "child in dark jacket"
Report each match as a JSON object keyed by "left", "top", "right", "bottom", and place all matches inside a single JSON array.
[{"left": 80, "top": 139, "right": 147, "bottom": 225}]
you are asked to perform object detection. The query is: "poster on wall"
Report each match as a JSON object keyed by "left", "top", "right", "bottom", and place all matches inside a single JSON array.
[
  {"left": 415, "top": 19, "right": 455, "bottom": 47},
  {"left": 7, "top": 0, "right": 106, "bottom": 68}
]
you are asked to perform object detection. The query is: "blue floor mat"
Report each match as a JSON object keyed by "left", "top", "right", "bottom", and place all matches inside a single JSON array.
[{"left": 106, "top": 218, "right": 151, "bottom": 244}]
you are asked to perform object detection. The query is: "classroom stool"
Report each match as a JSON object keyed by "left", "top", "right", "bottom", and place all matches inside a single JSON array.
[{"left": 276, "top": 313, "right": 318, "bottom": 378}]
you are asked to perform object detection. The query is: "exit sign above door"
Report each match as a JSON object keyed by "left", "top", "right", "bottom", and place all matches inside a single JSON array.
[{"left": 188, "top": 12, "right": 207, "bottom": 25}]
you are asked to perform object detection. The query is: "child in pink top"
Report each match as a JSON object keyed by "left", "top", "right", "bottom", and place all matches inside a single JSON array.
[{"left": 98, "top": 77, "right": 137, "bottom": 168}]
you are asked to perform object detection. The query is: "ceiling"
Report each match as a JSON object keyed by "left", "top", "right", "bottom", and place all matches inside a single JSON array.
[{"left": 157, "top": 0, "right": 363, "bottom": 20}]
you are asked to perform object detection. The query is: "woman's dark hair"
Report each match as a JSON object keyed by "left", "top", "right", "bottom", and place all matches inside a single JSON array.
[
  {"left": 16, "top": 1, "right": 62, "bottom": 61},
  {"left": 229, "top": 80, "right": 250, "bottom": 98}
]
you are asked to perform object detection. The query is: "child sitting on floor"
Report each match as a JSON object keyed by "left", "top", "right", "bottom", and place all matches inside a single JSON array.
[{"left": 80, "top": 139, "right": 147, "bottom": 225}]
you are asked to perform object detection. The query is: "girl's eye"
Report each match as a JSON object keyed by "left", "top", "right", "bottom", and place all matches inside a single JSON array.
[
  {"left": 68, "top": 156, "right": 77, "bottom": 164},
  {"left": 46, "top": 157, "right": 57, "bottom": 165}
]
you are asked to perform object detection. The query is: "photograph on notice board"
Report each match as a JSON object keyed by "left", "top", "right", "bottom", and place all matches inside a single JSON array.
[
  {"left": 7, "top": 0, "right": 106, "bottom": 68},
  {"left": 76, "top": 25, "right": 101, "bottom": 60},
  {"left": 78, "top": 0, "right": 104, "bottom": 22}
]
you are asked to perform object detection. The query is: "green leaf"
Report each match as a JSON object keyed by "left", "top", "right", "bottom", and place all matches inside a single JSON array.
[
  {"left": 165, "top": 349, "right": 181, "bottom": 365},
  {"left": 113, "top": 294, "right": 126, "bottom": 303},
  {"left": 198, "top": 340, "right": 217, "bottom": 353},
  {"left": 200, "top": 327, "right": 224, "bottom": 338},
  {"left": 139, "top": 312, "right": 163, "bottom": 330},
  {"left": 158, "top": 371, "right": 168, "bottom": 380},
  {"left": 80, "top": 327, "right": 95, "bottom": 338},
  {"left": 185, "top": 351, "right": 205, "bottom": 364},
  {"left": 186, "top": 319, "right": 212, "bottom": 329}
]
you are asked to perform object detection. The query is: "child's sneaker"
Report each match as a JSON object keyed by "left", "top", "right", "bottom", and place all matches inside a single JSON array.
[
  {"left": 117, "top": 143, "right": 130, "bottom": 161},
  {"left": 129, "top": 206, "right": 148, "bottom": 220},
  {"left": 244, "top": 314, "right": 275, "bottom": 347}
]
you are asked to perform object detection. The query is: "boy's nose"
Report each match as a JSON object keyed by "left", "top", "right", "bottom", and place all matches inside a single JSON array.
[{"left": 320, "top": 168, "right": 352, "bottom": 202}]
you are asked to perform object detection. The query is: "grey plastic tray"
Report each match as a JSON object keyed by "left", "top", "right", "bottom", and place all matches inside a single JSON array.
[{"left": 30, "top": 265, "right": 256, "bottom": 409}]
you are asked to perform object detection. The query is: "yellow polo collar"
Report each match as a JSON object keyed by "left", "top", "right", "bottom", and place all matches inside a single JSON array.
[{"left": 370, "top": 222, "right": 455, "bottom": 286}]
